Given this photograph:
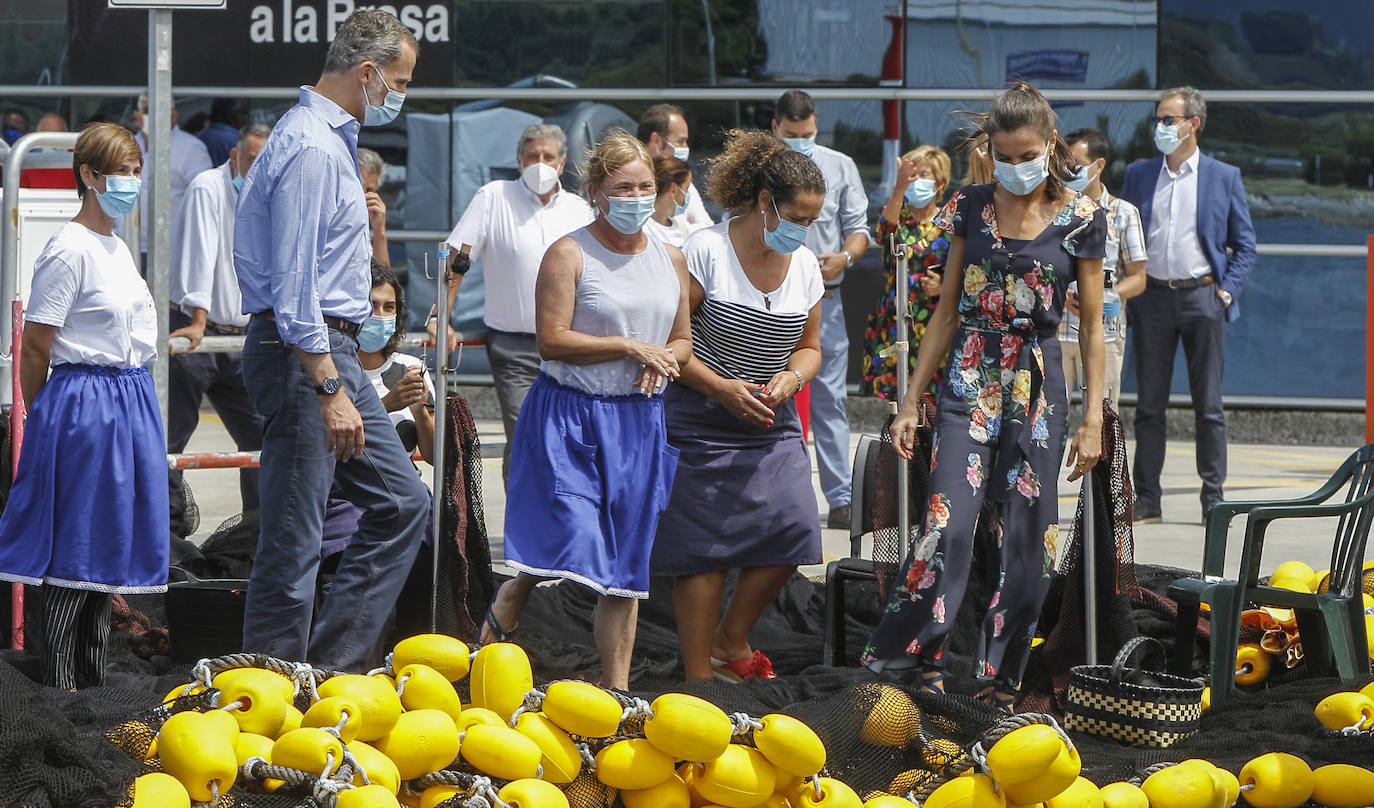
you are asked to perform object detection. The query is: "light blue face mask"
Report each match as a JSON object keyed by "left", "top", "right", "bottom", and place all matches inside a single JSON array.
[
  {"left": 672, "top": 145, "right": 690, "bottom": 162},
  {"left": 604, "top": 194, "right": 657, "bottom": 234},
  {"left": 782, "top": 136, "right": 815, "bottom": 158},
  {"left": 232, "top": 173, "right": 245, "bottom": 193},
  {"left": 357, "top": 314, "right": 396, "bottom": 353},
  {"left": 763, "top": 197, "right": 809, "bottom": 255},
  {"left": 93, "top": 173, "right": 141, "bottom": 218},
  {"left": 1153, "top": 120, "right": 1188, "bottom": 155},
  {"left": 992, "top": 145, "right": 1050, "bottom": 197},
  {"left": 672, "top": 187, "right": 689, "bottom": 219},
  {"left": 904, "top": 177, "right": 937, "bottom": 208},
  {"left": 362, "top": 70, "right": 406, "bottom": 127},
  {"left": 1064, "top": 164, "right": 1094, "bottom": 193}
]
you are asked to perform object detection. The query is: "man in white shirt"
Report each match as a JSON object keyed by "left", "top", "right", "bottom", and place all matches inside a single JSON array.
[
  {"left": 129, "top": 94, "right": 213, "bottom": 263},
  {"left": 445, "top": 123, "right": 593, "bottom": 481},
  {"left": 166, "top": 123, "right": 271, "bottom": 531},
  {"left": 637, "top": 104, "right": 713, "bottom": 230},
  {"left": 1120, "top": 86, "right": 1256, "bottom": 522}
]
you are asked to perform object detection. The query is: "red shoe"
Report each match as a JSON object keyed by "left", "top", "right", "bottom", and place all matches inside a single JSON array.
[{"left": 710, "top": 649, "right": 778, "bottom": 682}]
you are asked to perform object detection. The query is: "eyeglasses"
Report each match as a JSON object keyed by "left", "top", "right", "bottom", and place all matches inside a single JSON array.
[{"left": 1149, "top": 115, "right": 1188, "bottom": 128}]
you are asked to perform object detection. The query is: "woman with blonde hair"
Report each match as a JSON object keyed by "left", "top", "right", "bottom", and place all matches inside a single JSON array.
[
  {"left": 863, "top": 144, "right": 953, "bottom": 399},
  {"left": 0, "top": 122, "right": 166, "bottom": 688},
  {"left": 652, "top": 130, "right": 825, "bottom": 681},
  {"left": 481, "top": 132, "right": 692, "bottom": 689}
]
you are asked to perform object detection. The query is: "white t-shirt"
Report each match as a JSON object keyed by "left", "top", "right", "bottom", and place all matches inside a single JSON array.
[
  {"left": 445, "top": 180, "right": 594, "bottom": 334},
  {"left": 363, "top": 351, "right": 436, "bottom": 427},
  {"left": 27, "top": 221, "right": 158, "bottom": 368},
  {"left": 644, "top": 216, "right": 688, "bottom": 248},
  {"left": 686, "top": 220, "right": 823, "bottom": 314}
]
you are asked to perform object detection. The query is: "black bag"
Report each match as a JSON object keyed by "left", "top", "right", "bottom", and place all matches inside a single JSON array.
[{"left": 1064, "top": 636, "right": 1204, "bottom": 747}]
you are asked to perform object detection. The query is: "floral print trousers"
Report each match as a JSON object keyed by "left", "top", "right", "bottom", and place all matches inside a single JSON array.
[{"left": 863, "top": 325, "right": 1069, "bottom": 686}]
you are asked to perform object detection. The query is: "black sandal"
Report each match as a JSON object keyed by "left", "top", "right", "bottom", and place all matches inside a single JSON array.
[
  {"left": 990, "top": 681, "right": 1018, "bottom": 714},
  {"left": 481, "top": 604, "right": 518, "bottom": 644},
  {"left": 919, "top": 666, "right": 947, "bottom": 695}
]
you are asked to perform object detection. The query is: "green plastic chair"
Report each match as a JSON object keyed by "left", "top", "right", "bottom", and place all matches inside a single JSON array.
[{"left": 1168, "top": 443, "right": 1374, "bottom": 705}]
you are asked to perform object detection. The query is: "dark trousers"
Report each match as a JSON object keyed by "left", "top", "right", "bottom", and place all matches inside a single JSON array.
[
  {"left": 42, "top": 586, "right": 113, "bottom": 689},
  {"left": 1128, "top": 282, "right": 1228, "bottom": 509},
  {"left": 167, "top": 309, "right": 265, "bottom": 529},
  {"left": 485, "top": 330, "right": 541, "bottom": 486},
  {"left": 239, "top": 319, "right": 429, "bottom": 670}
]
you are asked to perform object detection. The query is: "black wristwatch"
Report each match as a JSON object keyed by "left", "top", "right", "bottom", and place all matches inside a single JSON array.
[{"left": 315, "top": 376, "right": 342, "bottom": 396}]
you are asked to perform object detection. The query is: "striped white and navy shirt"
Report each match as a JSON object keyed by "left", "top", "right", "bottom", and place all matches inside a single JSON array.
[{"left": 685, "top": 221, "right": 824, "bottom": 385}]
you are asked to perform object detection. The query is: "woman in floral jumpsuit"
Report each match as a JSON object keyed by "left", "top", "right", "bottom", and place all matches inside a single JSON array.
[{"left": 863, "top": 83, "right": 1107, "bottom": 711}]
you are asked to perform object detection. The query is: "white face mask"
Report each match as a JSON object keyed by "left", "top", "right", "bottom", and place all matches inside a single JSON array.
[{"left": 521, "top": 162, "right": 560, "bottom": 196}]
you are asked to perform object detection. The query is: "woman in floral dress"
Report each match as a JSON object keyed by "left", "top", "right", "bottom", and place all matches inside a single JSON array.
[
  {"left": 863, "top": 83, "right": 1107, "bottom": 712},
  {"left": 862, "top": 145, "right": 951, "bottom": 400}
]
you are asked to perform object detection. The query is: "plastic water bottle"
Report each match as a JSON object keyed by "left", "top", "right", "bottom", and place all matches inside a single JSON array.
[{"left": 1102, "top": 287, "right": 1123, "bottom": 342}]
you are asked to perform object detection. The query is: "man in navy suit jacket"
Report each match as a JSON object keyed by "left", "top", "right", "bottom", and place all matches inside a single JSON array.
[{"left": 1119, "top": 86, "right": 1256, "bottom": 523}]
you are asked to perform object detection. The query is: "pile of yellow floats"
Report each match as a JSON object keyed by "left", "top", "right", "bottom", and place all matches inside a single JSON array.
[
  {"left": 113, "top": 631, "right": 1374, "bottom": 808},
  {"left": 1230, "top": 560, "right": 1374, "bottom": 688}
]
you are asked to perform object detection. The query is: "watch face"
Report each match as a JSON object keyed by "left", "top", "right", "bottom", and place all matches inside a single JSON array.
[{"left": 319, "top": 377, "right": 341, "bottom": 395}]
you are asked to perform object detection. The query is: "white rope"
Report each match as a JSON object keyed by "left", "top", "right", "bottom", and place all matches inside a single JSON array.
[
  {"left": 342, "top": 747, "right": 370, "bottom": 786},
  {"left": 811, "top": 776, "right": 824, "bottom": 801},
  {"left": 620, "top": 696, "right": 653, "bottom": 723},
  {"left": 395, "top": 671, "right": 410, "bottom": 698},
  {"left": 292, "top": 662, "right": 321, "bottom": 704},
  {"left": 729, "top": 712, "right": 764, "bottom": 735},
  {"left": 578, "top": 743, "right": 597, "bottom": 771},
  {"left": 366, "top": 653, "right": 395, "bottom": 678},
  {"left": 508, "top": 689, "right": 545, "bottom": 727},
  {"left": 217, "top": 699, "right": 245, "bottom": 713},
  {"left": 320, "top": 749, "right": 336, "bottom": 780}
]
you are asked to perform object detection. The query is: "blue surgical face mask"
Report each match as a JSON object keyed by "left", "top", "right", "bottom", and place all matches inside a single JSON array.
[
  {"left": 1153, "top": 120, "right": 1188, "bottom": 156},
  {"left": 763, "top": 197, "right": 809, "bottom": 255},
  {"left": 782, "top": 136, "right": 815, "bottom": 158},
  {"left": 672, "top": 186, "right": 689, "bottom": 219},
  {"left": 992, "top": 145, "right": 1050, "bottom": 197},
  {"left": 1064, "top": 163, "right": 1094, "bottom": 193},
  {"left": 603, "top": 194, "right": 657, "bottom": 234},
  {"left": 904, "top": 177, "right": 937, "bottom": 208},
  {"left": 672, "top": 144, "right": 690, "bottom": 162},
  {"left": 232, "top": 173, "right": 245, "bottom": 193},
  {"left": 357, "top": 314, "right": 396, "bottom": 353},
  {"left": 92, "top": 173, "right": 141, "bottom": 218},
  {"left": 362, "top": 70, "right": 406, "bottom": 127},
  {"left": 2, "top": 128, "right": 23, "bottom": 145}
]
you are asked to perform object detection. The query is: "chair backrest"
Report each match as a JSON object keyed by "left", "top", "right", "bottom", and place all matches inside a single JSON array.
[
  {"left": 849, "top": 434, "right": 884, "bottom": 556},
  {"left": 1326, "top": 443, "right": 1374, "bottom": 598}
]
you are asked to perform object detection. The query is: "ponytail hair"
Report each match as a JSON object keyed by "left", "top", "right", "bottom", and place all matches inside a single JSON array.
[
  {"left": 705, "top": 129, "right": 825, "bottom": 215},
  {"left": 964, "top": 82, "right": 1077, "bottom": 200}
]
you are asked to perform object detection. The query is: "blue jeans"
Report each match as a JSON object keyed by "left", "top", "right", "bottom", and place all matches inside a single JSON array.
[
  {"left": 239, "top": 318, "right": 429, "bottom": 670},
  {"left": 813, "top": 290, "right": 852, "bottom": 510}
]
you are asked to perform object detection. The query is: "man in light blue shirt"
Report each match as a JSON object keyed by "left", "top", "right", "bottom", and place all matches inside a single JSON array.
[
  {"left": 773, "top": 90, "right": 870, "bottom": 529},
  {"left": 233, "top": 9, "right": 428, "bottom": 671}
]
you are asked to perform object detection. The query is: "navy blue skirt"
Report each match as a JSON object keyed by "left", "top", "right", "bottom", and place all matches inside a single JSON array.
[
  {"left": 504, "top": 374, "right": 679, "bottom": 599},
  {"left": 0, "top": 364, "right": 169, "bottom": 593},
  {"left": 651, "top": 383, "right": 821, "bottom": 576}
]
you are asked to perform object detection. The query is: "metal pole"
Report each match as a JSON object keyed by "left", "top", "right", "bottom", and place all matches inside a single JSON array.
[
  {"left": 430, "top": 244, "right": 452, "bottom": 632},
  {"left": 1080, "top": 372, "right": 1098, "bottom": 666},
  {"left": 892, "top": 236, "right": 911, "bottom": 553},
  {"left": 147, "top": 9, "right": 173, "bottom": 436}
]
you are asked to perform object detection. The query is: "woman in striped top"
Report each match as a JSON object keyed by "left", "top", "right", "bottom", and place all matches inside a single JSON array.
[{"left": 652, "top": 130, "right": 826, "bottom": 682}]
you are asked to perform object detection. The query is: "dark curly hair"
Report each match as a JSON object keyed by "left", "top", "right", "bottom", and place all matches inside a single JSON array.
[
  {"left": 370, "top": 260, "right": 406, "bottom": 356},
  {"left": 704, "top": 129, "right": 825, "bottom": 215}
]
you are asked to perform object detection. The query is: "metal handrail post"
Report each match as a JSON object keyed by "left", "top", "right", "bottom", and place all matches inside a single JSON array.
[
  {"left": 892, "top": 236, "right": 911, "bottom": 554},
  {"left": 2, "top": 131, "right": 78, "bottom": 651},
  {"left": 430, "top": 244, "right": 451, "bottom": 631}
]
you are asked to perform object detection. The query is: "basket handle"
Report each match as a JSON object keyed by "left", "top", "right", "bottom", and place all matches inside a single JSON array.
[{"left": 1108, "top": 636, "right": 1167, "bottom": 685}]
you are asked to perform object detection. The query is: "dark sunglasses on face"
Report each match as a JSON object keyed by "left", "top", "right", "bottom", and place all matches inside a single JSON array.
[{"left": 1149, "top": 115, "right": 1188, "bottom": 128}]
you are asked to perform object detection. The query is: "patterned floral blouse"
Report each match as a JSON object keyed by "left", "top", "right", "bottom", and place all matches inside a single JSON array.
[{"left": 862, "top": 208, "right": 950, "bottom": 400}]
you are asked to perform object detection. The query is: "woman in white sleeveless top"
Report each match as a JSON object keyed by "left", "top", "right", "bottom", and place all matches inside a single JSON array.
[{"left": 482, "top": 133, "right": 692, "bottom": 689}]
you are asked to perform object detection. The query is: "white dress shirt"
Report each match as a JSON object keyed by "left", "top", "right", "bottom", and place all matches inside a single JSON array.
[
  {"left": 445, "top": 180, "right": 593, "bottom": 334},
  {"left": 133, "top": 126, "right": 214, "bottom": 249},
  {"left": 27, "top": 222, "right": 158, "bottom": 368},
  {"left": 172, "top": 162, "right": 247, "bottom": 327},
  {"left": 1146, "top": 149, "right": 1211, "bottom": 280}
]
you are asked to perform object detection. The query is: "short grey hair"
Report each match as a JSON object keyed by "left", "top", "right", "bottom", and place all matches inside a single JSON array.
[
  {"left": 517, "top": 124, "right": 567, "bottom": 160},
  {"left": 323, "top": 10, "right": 418, "bottom": 74},
  {"left": 1160, "top": 85, "right": 1206, "bottom": 131},
  {"left": 356, "top": 147, "right": 386, "bottom": 179},
  {"left": 237, "top": 123, "right": 272, "bottom": 149}
]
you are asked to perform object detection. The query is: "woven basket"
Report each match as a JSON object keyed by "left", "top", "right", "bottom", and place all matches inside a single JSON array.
[{"left": 1064, "top": 636, "right": 1204, "bottom": 748}]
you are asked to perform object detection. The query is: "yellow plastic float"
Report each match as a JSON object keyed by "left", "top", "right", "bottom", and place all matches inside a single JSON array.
[
  {"left": 348, "top": 740, "right": 401, "bottom": 794},
  {"left": 391, "top": 633, "right": 471, "bottom": 682},
  {"left": 156, "top": 710, "right": 239, "bottom": 802},
  {"left": 499, "top": 778, "right": 572, "bottom": 808},
  {"left": 512, "top": 711, "right": 582, "bottom": 783},
  {"left": 130, "top": 772, "right": 191, "bottom": 808},
  {"left": 644, "top": 692, "right": 733, "bottom": 762},
  {"left": 1097, "top": 782, "right": 1148, "bottom": 808},
  {"left": 620, "top": 772, "right": 691, "bottom": 808},
  {"left": 752, "top": 713, "right": 827, "bottom": 778},
  {"left": 984, "top": 724, "right": 1081, "bottom": 804},
  {"left": 1043, "top": 777, "right": 1101, "bottom": 808},
  {"left": 1140, "top": 763, "right": 1216, "bottom": 808},
  {"left": 395, "top": 663, "right": 464, "bottom": 723},
  {"left": 338, "top": 784, "right": 403, "bottom": 808},
  {"left": 468, "top": 642, "right": 534, "bottom": 722},
  {"left": 922, "top": 772, "right": 1006, "bottom": 808},
  {"left": 855, "top": 684, "right": 920, "bottom": 747},
  {"left": 542, "top": 680, "right": 624, "bottom": 738},
  {"left": 789, "top": 777, "right": 864, "bottom": 808},
  {"left": 694, "top": 744, "right": 777, "bottom": 808},
  {"left": 1238, "top": 752, "right": 1315, "bottom": 808},
  {"left": 458, "top": 723, "right": 543, "bottom": 781},
  {"left": 1311, "top": 764, "right": 1374, "bottom": 808},
  {"left": 1233, "top": 643, "right": 1273, "bottom": 687},
  {"left": 271, "top": 727, "right": 344, "bottom": 778},
  {"left": 371, "top": 708, "right": 461, "bottom": 780},
  {"left": 317, "top": 674, "right": 403, "bottom": 742},
  {"left": 594, "top": 738, "right": 676, "bottom": 790},
  {"left": 1314, "top": 691, "right": 1374, "bottom": 731},
  {"left": 302, "top": 695, "right": 363, "bottom": 744}
]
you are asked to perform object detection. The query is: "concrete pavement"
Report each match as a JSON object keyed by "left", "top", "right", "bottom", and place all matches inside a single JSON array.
[{"left": 180, "top": 409, "right": 1366, "bottom": 582}]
